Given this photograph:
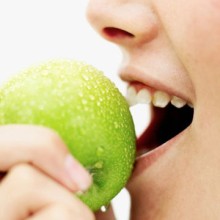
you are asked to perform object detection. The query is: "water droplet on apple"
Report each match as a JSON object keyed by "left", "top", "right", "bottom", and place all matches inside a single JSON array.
[
  {"left": 114, "top": 122, "right": 119, "bottom": 129},
  {"left": 89, "top": 95, "right": 95, "bottom": 101},
  {"left": 96, "top": 146, "right": 104, "bottom": 156},
  {"left": 82, "top": 99, "right": 88, "bottom": 105},
  {"left": 94, "top": 161, "right": 103, "bottom": 169},
  {"left": 82, "top": 74, "right": 89, "bottom": 81},
  {"left": 100, "top": 204, "right": 110, "bottom": 212}
]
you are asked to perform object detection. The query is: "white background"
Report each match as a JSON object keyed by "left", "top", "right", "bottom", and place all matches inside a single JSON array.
[{"left": 0, "top": 1, "right": 149, "bottom": 219}]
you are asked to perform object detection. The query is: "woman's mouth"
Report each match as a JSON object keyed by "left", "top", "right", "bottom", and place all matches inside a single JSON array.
[{"left": 126, "top": 82, "right": 194, "bottom": 177}]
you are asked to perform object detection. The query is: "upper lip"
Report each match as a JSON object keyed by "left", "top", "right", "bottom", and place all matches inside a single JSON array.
[{"left": 119, "top": 65, "right": 194, "bottom": 103}]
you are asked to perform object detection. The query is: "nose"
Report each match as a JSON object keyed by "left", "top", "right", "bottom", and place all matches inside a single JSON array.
[{"left": 86, "top": 0, "right": 159, "bottom": 47}]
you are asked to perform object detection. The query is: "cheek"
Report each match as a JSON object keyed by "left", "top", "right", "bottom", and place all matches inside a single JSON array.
[
  {"left": 155, "top": 0, "right": 220, "bottom": 129},
  {"left": 210, "top": 0, "right": 220, "bottom": 8},
  {"left": 185, "top": 1, "right": 220, "bottom": 65},
  {"left": 156, "top": 0, "right": 220, "bottom": 65},
  {"left": 182, "top": 2, "right": 220, "bottom": 102},
  {"left": 172, "top": 1, "right": 220, "bottom": 131},
  {"left": 156, "top": 0, "right": 220, "bottom": 96}
]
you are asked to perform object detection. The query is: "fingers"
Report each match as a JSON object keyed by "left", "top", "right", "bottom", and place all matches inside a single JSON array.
[
  {"left": 26, "top": 204, "right": 95, "bottom": 220},
  {"left": 0, "top": 164, "right": 95, "bottom": 220},
  {"left": 0, "top": 125, "right": 92, "bottom": 191}
]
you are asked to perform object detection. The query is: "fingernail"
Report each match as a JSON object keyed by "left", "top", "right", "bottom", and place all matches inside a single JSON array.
[{"left": 65, "top": 154, "right": 92, "bottom": 191}]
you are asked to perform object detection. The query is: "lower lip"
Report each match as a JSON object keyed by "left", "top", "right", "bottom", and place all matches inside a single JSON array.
[{"left": 130, "top": 130, "right": 186, "bottom": 179}]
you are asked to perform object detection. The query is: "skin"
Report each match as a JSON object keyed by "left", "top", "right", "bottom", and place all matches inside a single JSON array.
[
  {"left": 1, "top": 0, "right": 220, "bottom": 219},
  {"left": 0, "top": 125, "right": 95, "bottom": 220},
  {"left": 86, "top": 0, "right": 220, "bottom": 219}
]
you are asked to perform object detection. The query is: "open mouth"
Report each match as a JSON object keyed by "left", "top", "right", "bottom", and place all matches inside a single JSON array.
[
  {"left": 136, "top": 104, "right": 193, "bottom": 156},
  {"left": 126, "top": 84, "right": 194, "bottom": 157}
]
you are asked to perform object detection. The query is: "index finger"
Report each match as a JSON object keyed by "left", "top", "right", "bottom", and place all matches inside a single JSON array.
[{"left": 0, "top": 125, "right": 92, "bottom": 192}]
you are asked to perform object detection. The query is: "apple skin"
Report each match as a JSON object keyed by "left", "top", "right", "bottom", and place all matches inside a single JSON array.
[{"left": 0, "top": 60, "right": 136, "bottom": 211}]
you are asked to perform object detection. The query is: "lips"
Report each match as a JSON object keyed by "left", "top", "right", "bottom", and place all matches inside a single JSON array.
[{"left": 123, "top": 76, "right": 194, "bottom": 177}]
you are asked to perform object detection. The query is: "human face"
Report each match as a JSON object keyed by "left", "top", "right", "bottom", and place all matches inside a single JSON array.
[{"left": 87, "top": 0, "right": 220, "bottom": 219}]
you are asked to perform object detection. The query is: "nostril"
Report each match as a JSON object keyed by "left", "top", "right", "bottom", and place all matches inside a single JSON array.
[{"left": 103, "top": 27, "right": 134, "bottom": 39}]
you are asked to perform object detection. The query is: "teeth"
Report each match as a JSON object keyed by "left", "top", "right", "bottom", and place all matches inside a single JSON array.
[
  {"left": 171, "top": 96, "right": 186, "bottom": 108},
  {"left": 126, "top": 86, "right": 193, "bottom": 109},
  {"left": 187, "top": 102, "right": 194, "bottom": 108},
  {"left": 126, "top": 86, "right": 137, "bottom": 106},
  {"left": 136, "top": 89, "right": 151, "bottom": 104},
  {"left": 152, "top": 91, "right": 170, "bottom": 108}
]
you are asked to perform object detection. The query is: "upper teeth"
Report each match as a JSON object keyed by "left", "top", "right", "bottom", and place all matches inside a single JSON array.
[
  {"left": 152, "top": 91, "right": 170, "bottom": 108},
  {"left": 126, "top": 86, "right": 192, "bottom": 108},
  {"left": 170, "top": 96, "right": 187, "bottom": 108}
]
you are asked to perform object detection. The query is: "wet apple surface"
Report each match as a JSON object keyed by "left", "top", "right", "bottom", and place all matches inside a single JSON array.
[{"left": 0, "top": 60, "right": 136, "bottom": 211}]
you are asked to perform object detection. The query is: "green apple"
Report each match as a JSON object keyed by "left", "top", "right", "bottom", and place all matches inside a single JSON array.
[{"left": 0, "top": 60, "right": 136, "bottom": 211}]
